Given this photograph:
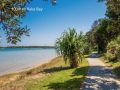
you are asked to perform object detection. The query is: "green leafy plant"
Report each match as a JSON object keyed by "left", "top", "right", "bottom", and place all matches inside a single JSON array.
[
  {"left": 55, "top": 28, "right": 89, "bottom": 68},
  {"left": 106, "top": 35, "right": 120, "bottom": 62}
]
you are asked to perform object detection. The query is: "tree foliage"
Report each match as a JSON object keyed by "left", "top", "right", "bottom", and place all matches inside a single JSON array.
[
  {"left": 86, "top": 20, "right": 99, "bottom": 51},
  {"left": 0, "top": 0, "right": 56, "bottom": 44},
  {"left": 55, "top": 28, "right": 89, "bottom": 68},
  {"left": 86, "top": 0, "right": 120, "bottom": 53},
  {"left": 106, "top": 35, "right": 120, "bottom": 61},
  {"left": 0, "top": 0, "right": 32, "bottom": 44}
]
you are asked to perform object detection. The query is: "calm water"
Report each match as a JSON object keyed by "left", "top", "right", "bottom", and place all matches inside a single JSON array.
[{"left": 0, "top": 48, "right": 57, "bottom": 75}]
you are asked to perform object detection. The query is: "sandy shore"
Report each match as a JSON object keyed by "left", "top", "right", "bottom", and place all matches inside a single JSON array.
[{"left": 0, "top": 57, "right": 57, "bottom": 76}]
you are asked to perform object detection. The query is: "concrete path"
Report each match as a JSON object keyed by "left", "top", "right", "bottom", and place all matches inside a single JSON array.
[{"left": 81, "top": 53, "right": 120, "bottom": 90}]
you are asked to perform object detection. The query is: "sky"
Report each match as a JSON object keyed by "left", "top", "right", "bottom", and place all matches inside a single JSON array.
[{"left": 1, "top": 0, "right": 106, "bottom": 46}]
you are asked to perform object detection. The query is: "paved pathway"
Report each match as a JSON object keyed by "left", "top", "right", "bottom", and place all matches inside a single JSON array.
[{"left": 81, "top": 53, "right": 120, "bottom": 90}]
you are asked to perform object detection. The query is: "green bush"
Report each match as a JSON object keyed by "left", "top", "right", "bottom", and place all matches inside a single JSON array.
[
  {"left": 106, "top": 35, "right": 120, "bottom": 62},
  {"left": 55, "top": 28, "right": 89, "bottom": 68},
  {"left": 114, "top": 66, "right": 120, "bottom": 76},
  {"left": 116, "top": 47, "right": 120, "bottom": 61},
  {"left": 83, "top": 43, "right": 91, "bottom": 55}
]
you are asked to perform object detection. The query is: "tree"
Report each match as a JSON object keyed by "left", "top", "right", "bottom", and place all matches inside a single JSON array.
[
  {"left": 95, "top": 0, "right": 120, "bottom": 53},
  {"left": 95, "top": 19, "right": 110, "bottom": 53},
  {"left": 106, "top": 35, "right": 120, "bottom": 62},
  {"left": 86, "top": 20, "right": 99, "bottom": 51},
  {"left": 99, "top": 0, "right": 120, "bottom": 38},
  {"left": 0, "top": 0, "right": 32, "bottom": 44},
  {"left": 55, "top": 28, "right": 88, "bottom": 68},
  {"left": 0, "top": 0, "right": 56, "bottom": 44},
  {"left": 106, "top": 0, "right": 120, "bottom": 38},
  {"left": 87, "top": 0, "right": 120, "bottom": 53}
]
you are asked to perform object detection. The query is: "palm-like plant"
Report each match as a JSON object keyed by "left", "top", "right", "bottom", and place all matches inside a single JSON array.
[{"left": 55, "top": 28, "right": 87, "bottom": 68}]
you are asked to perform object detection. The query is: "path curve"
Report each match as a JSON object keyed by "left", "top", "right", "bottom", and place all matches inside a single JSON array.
[{"left": 81, "top": 54, "right": 120, "bottom": 90}]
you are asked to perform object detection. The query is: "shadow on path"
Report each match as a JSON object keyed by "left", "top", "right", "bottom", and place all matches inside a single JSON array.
[
  {"left": 81, "top": 66, "right": 120, "bottom": 90},
  {"left": 81, "top": 53, "right": 120, "bottom": 90}
]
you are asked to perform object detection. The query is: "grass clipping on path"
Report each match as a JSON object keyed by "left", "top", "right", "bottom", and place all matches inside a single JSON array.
[{"left": 0, "top": 57, "right": 89, "bottom": 90}]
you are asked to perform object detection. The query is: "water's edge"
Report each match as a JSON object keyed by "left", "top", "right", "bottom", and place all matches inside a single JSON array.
[{"left": 0, "top": 48, "right": 57, "bottom": 76}]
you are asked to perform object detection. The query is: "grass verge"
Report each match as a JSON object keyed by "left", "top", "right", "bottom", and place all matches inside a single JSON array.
[{"left": 0, "top": 56, "right": 89, "bottom": 90}]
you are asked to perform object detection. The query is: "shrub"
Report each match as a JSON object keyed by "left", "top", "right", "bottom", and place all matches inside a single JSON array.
[
  {"left": 106, "top": 35, "right": 120, "bottom": 62},
  {"left": 114, "top": 66, "right": 120, "bottom": 76},
  {"left": 83, "top": 43, "right": 91, "bottom": 55},
  {"left": 55, "top": 28, "right": 89, "bottom": 68}
]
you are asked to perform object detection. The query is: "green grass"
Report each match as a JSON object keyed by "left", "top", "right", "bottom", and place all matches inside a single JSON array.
[
  {"left": 26, "top": 61, "right": 88, "bottom": 90},
  {"left": 0, "top": 57, "right": 89, "bottom": 90}
]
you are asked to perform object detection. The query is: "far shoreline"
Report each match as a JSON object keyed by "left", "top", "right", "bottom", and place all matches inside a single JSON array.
[{"left": 0, "top": 46, "right": 55, "bottom": 49}]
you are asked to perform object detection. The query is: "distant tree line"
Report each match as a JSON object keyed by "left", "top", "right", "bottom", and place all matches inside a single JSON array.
[{"left": 0, "top": 46, "right": 55, "bottom": 48}]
